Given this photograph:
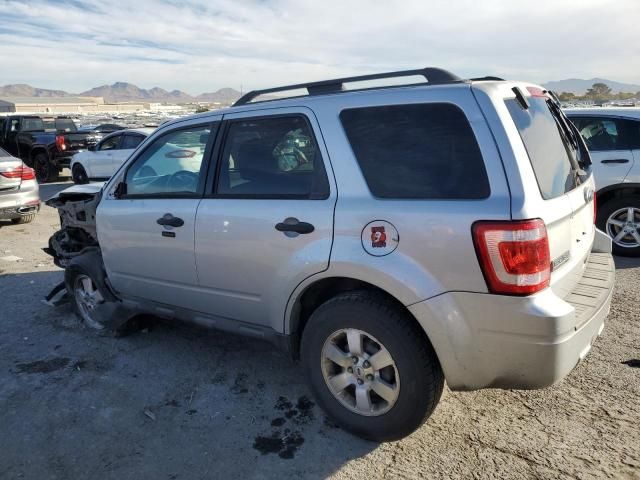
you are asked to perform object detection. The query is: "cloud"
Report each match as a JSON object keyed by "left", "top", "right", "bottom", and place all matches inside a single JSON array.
[{"left": 0, "top": 0, "right": 638, "bottom": 93}]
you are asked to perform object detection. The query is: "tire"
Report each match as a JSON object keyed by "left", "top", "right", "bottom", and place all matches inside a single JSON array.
[
  {"left": 11, "top": 213, "right": 36, "bottom": 224},
  {"left": 597, "top": 195, "right": 640, "bottom": 257},
  {"left": 64, "top": 252, "right": 129, "bottom": 334},
  {"left": 301, "top": 291, "right": 444, "bottom": 442},
  {"left": 72, "top": 164, "right": 89, "bottom": 184},
  {"left": 33, "top": 152, "right": 58, "bottom": 183}
]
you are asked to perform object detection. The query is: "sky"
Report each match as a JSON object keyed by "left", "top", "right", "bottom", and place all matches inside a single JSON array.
[{"left": 0, "top": 0, "right": 638, "bottom": 94}]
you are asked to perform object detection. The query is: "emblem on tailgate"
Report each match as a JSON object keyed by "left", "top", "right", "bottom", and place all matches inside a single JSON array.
[{"left": 551, "top": 250, "right": 571, "bottom": 271}]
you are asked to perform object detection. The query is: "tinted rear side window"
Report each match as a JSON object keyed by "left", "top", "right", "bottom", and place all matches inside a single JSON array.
[
  {"left": 505, "top": 98, "right": 576, "bottom": 199},
  {"left": 340, "top": 103, "right": 489, "bottom": 199}
]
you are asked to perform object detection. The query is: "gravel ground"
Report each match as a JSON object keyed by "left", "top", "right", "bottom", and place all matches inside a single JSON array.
[{"left": 0, "top": 181, "right": 639, "bottom": 480}]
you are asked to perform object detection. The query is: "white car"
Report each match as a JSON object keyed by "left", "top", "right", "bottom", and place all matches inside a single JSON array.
[
  {"left": 565, "top": 108, "right": 640, "bottom": 256},
  {"left": 71, "top": 128, "right": 154, "bottom": 184}
]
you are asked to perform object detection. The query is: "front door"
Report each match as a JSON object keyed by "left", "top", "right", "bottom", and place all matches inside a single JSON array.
[
  {"left": 91, "top": 133, "right": 122, "bottom": 178},
  {"left": 193, "top": 108, "right": 336, "bottom": 331},
  {"left": 97, "top": 121, "right": 218, "bottom": 308},
  {"left": 570, "top": 116, "right": 635, "bottom": 189}
]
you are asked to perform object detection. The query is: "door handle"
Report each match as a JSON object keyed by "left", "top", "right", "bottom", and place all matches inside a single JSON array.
[
  {"left": 601, "top": 159, "right": 629, "bottom": 164},
  {"left": 275, "top": 218, "right": 315, "bottom": 234},
  {"left": 157, "top": 213, "right": 184, "bottom": 228}
]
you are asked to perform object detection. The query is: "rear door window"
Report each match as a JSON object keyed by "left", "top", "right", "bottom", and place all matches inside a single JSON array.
[
  {"left": 121, "top": 134, "right": 145, "bottom": 150},
  {"left": 505, "top": 98, "right": 579, "bottom": 199},
  {"left": 340, "top": 103, "right": 490, "bottom": 199}
]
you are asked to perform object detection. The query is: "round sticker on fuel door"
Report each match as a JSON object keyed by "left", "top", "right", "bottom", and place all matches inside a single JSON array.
[{"left": 361, "top": 221, "right": 399, "bottom": 256}]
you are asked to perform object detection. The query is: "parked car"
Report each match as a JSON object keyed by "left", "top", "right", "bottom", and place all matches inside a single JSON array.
[
  {"left": 70, "top": 128, "right": 154, "bottom": 184},
  {"left": 565, "top": 108, "right": 640, "bottom": 256},
  {"left": 0, "top": 146, "right": 40, "bottom": 224},
  {"left": 46, "top": 68, "right": 614, "bottom": 442},
  {"left": 77, "top": 123, "right": 126, "bottom": 135},
  {"left": 0, "top": 115, "right": 100, "bottom": 183}
]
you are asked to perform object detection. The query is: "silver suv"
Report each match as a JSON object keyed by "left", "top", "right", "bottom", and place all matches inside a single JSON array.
[{"left": 46, "top": 68, "right": 615, "bottom": 441}]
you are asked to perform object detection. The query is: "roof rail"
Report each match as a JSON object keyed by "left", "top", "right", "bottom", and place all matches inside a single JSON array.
[{"left": 233, "top": 67, "right": 463, "bottom": 106}]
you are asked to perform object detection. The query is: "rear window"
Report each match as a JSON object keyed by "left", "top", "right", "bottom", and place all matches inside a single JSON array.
[
  {"left": 340, "top": 103, "right": 490, "bottom": 199},
  {"left": 55, "top": 118, "right": 77, "bottom": 133},
  {"left": 505, "top": 98, "right": 577, "bottom": 199}
]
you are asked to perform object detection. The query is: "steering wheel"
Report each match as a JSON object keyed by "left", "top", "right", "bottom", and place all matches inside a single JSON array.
[{"left": 168, "top": 170, "right": 199, "bottom": 191}]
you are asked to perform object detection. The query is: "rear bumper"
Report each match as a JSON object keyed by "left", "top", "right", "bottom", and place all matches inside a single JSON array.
[
  {"left": 410, "top": 247, "right": 615, "bottom": 391},
  {"left": 0, "top": 187, "right": 41, "bottom": 219}
]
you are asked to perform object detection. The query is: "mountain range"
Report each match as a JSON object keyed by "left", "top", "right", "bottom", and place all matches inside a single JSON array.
[
  {"left": 543, "top": 78, "right": 640, "bottom": 95},
  {"left": 2, "top": 78, "right": 640, "bottom": 103},
  {"left": 0, "top": 82, "right": 241, "bottom": 104}
]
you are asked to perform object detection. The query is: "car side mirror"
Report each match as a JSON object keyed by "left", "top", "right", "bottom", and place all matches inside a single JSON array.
[{"left": 114, "top": 181, "right": 127, "bottom": 199}]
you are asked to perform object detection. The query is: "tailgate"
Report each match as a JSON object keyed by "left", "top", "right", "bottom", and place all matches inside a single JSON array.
[
  {"left": 502, "top": 86, "right": 596, "bottom": 299},
  {"left": 64, "top": 133, "right": 99, "bottom": 151}
]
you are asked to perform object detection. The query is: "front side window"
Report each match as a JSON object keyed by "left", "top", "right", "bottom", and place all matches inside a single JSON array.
[
  {"left": 215, "top": 116, "right": 329, "bottom": 198},
  {"left": 125, "top": 125, "right": 211, "bottom": 196},
  {"left": 570, "top": 116, "right": 636, "bottom": 151},
  {"left": 340, "top": 103, "right": 490, "bottom": 199},
  {"left": 99, "top": 135, "right": 121, "bottom": 151}
]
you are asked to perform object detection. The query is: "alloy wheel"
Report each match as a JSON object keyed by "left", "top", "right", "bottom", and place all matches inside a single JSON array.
[
  {"left": 606, "top": 207, "right": 640, "bottom": 248},
  {"left": 321, "top": 328, "right": 400, "bottom": 416}
]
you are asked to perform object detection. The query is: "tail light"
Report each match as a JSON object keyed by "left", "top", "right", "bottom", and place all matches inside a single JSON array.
[
  {"left": 0, "top": 165, "right": 36, "bottom": 180},
  {"left": 56, "top": 135, "right": 66, "bottom": 151},
  {"left": 472, "top": 219, "right": 551, "bottom": 296}
]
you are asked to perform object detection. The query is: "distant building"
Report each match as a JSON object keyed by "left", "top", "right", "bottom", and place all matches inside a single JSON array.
[{"left": 0, "top": 96, "right": 174, "bottom": 114}]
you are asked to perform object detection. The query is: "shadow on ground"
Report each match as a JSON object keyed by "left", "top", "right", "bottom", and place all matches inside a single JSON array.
[{"left": 0, "top": 270, "right": 376, "bottom": 479}]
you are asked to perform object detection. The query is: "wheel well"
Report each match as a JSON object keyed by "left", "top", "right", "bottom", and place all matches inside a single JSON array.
[
  {"left": 289, "top": 277, "right": 428, "bottom": 358},
  {"left": 30, "top": 147, "right": 48, "bottom": 161},
  {"left": 597, "top": 184, "right": 640, "bottom": 210}
]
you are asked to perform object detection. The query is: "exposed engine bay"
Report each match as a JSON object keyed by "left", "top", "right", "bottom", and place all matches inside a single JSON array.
[{"left": 44, "top": 184, "right": 103, "bottom": 269}]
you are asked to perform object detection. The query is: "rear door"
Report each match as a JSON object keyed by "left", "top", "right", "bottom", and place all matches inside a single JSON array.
[
  {"left": 91, "top": 133, "right": 122, "bottom": 178},
  {"left": 504, "top": 91, "right": 594, "bottom": 298},
  {"left": 193, "top": 108, "right": 336, "bottom": 330},
  {"left": 568, "top": 116, "right": 634, "bottom": 189},
  {"left": 114, "top": 134, "right": 146, "bottom": 174}
]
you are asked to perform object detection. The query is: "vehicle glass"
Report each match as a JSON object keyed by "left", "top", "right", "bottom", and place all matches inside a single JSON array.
[
  {"left": 21, "top": 118, "right": 44, "bottom": 132},
  {"left": 10, "top": 119, "right": 20, "bottom": 132},
  {"left": 125, "top": 125, "right": 211, "bottom": 196},
  {"left": 340, "top": 103, "right": 489, "bottom": 199},
  {"left": 121, "top": 134, "right": 145, "bottom": 150},
  {"left": 627, "top": 120, "right": 640, "bottom": 149},
  {"left": 99, "top": 135, "right": 121, "bottom": 151},
  {"left": 55, "top": 118, "right": 77, "bottom": 133},
  {"left": 505, "top": 97, "right": 579, "bottom": 199},
  {"left": 216, "top": 115, "right": 329, "bottom": 198},
  {"left": 0, "top": 147, "right": 10, "bottom": 157},
  {"left": 570, "top": 116, "right": 639, "bottom": 151}
]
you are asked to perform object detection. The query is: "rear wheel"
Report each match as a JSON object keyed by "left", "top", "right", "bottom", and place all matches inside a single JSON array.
[
  {"left": 11, "top": 213, "right": 36, "bottom": 224},
  {"left": 597, "top": 196, "right": 640, "bottom": 257},
  {"left": 301, "top": 291, "right": 444, "bottom": 442},
  {"left": 72, "top": 164, "right": 89, "bottom": 184},
  {"left": 33, "top": 152, "right": 58, "bottom": 183}
]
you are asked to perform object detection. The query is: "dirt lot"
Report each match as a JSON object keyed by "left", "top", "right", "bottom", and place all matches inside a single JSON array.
[{"left": 1, "top": 181, "right": 639, "bottom": 480}]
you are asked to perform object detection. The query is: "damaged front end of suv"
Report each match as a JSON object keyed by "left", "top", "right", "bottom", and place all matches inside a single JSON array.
[
  {"left": 43, "top": 184, "right": 130, "bottom": 333},
  {"left": 45, "top": 184, "right": 102, "bottom": 269}
]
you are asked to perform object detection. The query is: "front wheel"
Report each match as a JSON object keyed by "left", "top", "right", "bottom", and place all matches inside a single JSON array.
[
  {"left": 597, "top": 195, "right": 640, "bottom": 257},
  {"left": 301, "top": 291, "right": 444, "bottom": 442}
]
